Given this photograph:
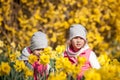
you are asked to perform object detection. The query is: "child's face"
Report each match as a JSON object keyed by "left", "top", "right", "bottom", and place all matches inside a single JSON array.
[
  {"left": 32, "top": 48, "right": 44, "bottom": 57},
  {"left": 71, "top": 36, "right": 85, "bottom": 51}
]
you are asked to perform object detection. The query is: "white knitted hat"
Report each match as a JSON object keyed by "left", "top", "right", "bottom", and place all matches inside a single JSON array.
[
  {"left": 30, "top": 31, "right": 48, "bottom": 51},
  {"left": 69, "top": 24, "right": 87, "bottom": 41}
]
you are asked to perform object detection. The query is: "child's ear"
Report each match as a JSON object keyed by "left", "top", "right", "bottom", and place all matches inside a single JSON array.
[{"left": 84, "top": 38, "right": 88, "bottom": 44}]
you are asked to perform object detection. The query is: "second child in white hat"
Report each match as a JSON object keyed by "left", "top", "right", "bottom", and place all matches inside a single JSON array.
[{"left": 63, "top": 24, "right": 101, "bottom": 80}]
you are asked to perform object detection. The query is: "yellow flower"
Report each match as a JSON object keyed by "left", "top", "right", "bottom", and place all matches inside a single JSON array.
[
  {"left": 0, "top": 62, "right": 11, "bottom": 75},
  {"left": 77, "top": 56, "right": 86, "bottom": 67},
  {"left": 9, "top": 53, "right": 17, "bottom": 62},
  {"left": 50, "top": 51, "right": 57, "bottom": 59},
  {"left": 14, "top": 50, "right": 21, "bottom": 58},
  {"left": 74, "top": 18, "right": 79, "bottom": 23},
  {"left": 84, "top": 69, "right": 101, "bottom": 80},
  {"left": 25, "top": 70, "right": 33, "bottom": 77},
  {"left": 72, "top": 66, "right": 81, "bottom": 79},
  {"left": 98, "top": 53, "right": 110, "bottom": 66},
  {"left": 48, "top": 72, "right": 56, "bottom": 80},
  {"left": 51, "top": 34, "right": 57, "bottom": 43},
  {"left": 0, "top": 67, "right": 1, "bottom": 76},
  {"left": 63, "top": 58, "right": 73, "bottom": 73},
  {"left": 10, "top": 42, "right": 16, "bottom": 48},
  {"left": 55, "top": 57, "right": 74, "bottom": 73},
  {"left": 24, "top": 67, "right": 33, "bottom": 78},
  {"left": 63, "top": 21, "right": 69, "bottom": 29},
  {"left": 40, "top": 55, "right": 50, "bottom": 65},
  {"left": 56, "top": 71, "right": 67, "bottom": 80},
  {"left": 82, "top": 0, "right": 88, "bottom": 5},
  {"left": 0, "top": 40, "right": 4, "bottom": 47},
  {"left": 34, "top": 8, "right": 42, "bottom": 20},
  {"left": 14, "top": 60, "right": 26, "bottom": 72},
  {"left": 28, "top": 54, "right": 38, "bottom": 64},
  {"left": 98, "top": 59, "right": 120, "bottom": 80},
  {"left": 55, "top": 57, "right": 64, "bottom": 70},
  {"left": 43, "top": 47, "right": 52, "bottom": 55},
  {"left": 0, "top": 16, "right": 3, "bottom": 25},
  {"left": 21, "top": 0, "right": 27, "bottom": 3},
  {"left": 55, "top": 45, "right": 65, "bottom": 54},
  {"left": 68, "top": 18, "right": 74, "bottom": 24},
  {"left": 48, "top": 71, "right": 66, "bottom": 80}
]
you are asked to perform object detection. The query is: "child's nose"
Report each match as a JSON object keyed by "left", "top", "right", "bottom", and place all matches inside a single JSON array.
[{"left": 77, "top": 38, "right": 81, "bottom": 41}]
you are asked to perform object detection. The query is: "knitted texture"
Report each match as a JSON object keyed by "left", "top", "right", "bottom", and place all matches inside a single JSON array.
[
  {"left": 30, "top": 31, "right": 48, "bottom": 51},
  {"left": 69, "top": 24, "right": 87, "bottom": 41}
]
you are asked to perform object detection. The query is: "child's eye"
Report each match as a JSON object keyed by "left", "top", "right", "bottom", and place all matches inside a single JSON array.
[
  {"left": 73, "top": 36, "right": 78, "bottom": 39},
  {"left": 74, "top": 36, "right": 81, "bottom": 39},
  {"left": 36, "top": 48, "right": 44, "bottom": 51}
]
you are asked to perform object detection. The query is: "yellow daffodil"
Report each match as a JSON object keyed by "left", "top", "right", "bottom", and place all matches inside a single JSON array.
[
  {"left": 98, "top": 53, "right": 110, "bottom": 66},
  {"left": 0, "top": 62, "right": 11, "bottom": 75},
  {"left": 28, "top": 54, "right": 38, "bottom": 64},
  {"left": 14, "top": 60, "right": 26, "bottom": 72},
  {"left": 84, "top": 69, "right": 101, "bottom": 80},
  {"left": 40, "top": 55, "right": 50, "bottom": 65},
  {"left": 24, "top": 67, "right": 33, "bottom": 78},
  {"left": 55, "top": 45, "right": 65, "bottom": 54},
  {"left": 9, "top": 53, "right": 17, "bottom": 62},
  {"left": 77, "top": 56, "right": 86, "bottom": 67}
]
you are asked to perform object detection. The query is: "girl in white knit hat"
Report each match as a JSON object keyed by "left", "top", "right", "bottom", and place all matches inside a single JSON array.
[
  {"left": 18, "top": 31, "right": 51, "bottom": 80},
  {"left": 63, "top": 24, "right": 101, "bottom": 80}
]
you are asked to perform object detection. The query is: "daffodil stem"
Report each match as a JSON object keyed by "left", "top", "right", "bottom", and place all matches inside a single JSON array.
[{"left": 68, "top": 75, "right": 71, "bottom": 80}]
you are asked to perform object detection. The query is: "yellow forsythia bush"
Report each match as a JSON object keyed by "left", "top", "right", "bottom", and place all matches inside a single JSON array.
[{"left": 0, "top": 0, "right": 120, "bottom": 80}]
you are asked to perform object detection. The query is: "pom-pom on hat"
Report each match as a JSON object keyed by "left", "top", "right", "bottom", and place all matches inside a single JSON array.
[
  {"left": 69, "top": 24, "right": 87, "bottom": 41},
  {"left": 30, "top": 31, "right": 48, "bottom": 51}
]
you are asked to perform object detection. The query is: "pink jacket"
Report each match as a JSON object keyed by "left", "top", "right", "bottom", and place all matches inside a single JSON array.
[
  {"left": 64, "top": 48, "right": 91, "bottom": 80},
  {"left": 32, "top": 61, "right": 48, "bottom": 80}
]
